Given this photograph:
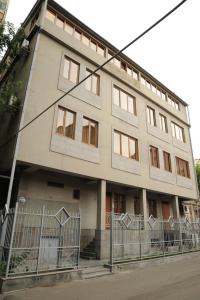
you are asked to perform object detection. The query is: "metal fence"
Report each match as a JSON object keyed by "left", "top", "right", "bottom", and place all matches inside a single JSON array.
[
  {"left": 111, "top": 213, "right": 200, "bottom": 263},
  {"left": 0, "top": 203, "right": 80, "bottom": 277}
]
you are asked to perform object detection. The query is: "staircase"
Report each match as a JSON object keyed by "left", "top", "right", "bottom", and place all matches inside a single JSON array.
[
  {"left": 81, "top": 265, "right": 111, "bottom": 279},
  {"left": 80, "top": 238, "right": 97, "bottom": 260}
]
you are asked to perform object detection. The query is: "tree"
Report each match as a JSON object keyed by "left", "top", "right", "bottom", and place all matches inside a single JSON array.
[
  {"left": 195, "top": 162, "right": 200, "bottom": 193},
  {"left": 0, "top": 22, "right": 25, "bottom": 114}
]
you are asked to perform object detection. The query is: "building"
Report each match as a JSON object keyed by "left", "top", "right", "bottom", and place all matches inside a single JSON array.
[
  {"left": 0, "top": 0, "right": 9, "bottom": 23},
  {"left": 0, "top": 0, "right": 199, "bottom": 261}
]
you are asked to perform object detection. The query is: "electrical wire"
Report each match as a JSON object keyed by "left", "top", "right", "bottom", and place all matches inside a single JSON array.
[{"left": 0, "top": 0, "right": 188, "bottom": 150}]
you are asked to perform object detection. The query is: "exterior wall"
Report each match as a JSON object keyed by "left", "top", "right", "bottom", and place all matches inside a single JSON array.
[{"left": 14, "top": 5, "right": 198, "bottom": 201}]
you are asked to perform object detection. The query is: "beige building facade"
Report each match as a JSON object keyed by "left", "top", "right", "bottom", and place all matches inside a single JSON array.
[{"left": 0, "top": 0, "right": 199, "bottom": 259}]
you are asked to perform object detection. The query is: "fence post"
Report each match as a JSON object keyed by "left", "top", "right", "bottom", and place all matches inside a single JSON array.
[
  {"left": 179, "top": 218, "right": 183, "bottom": 254},
  {"left": 5, "top": 202, "right": 18, "bottom": 278},
  {"left": 36, "top": 205, "right": 45, "bottom": 274},
  {"left": 139, "top": 216, "right": 142, "bottom": 260},
  {"left": 161, "top": 218, "right": 165, "bottom": 257}
]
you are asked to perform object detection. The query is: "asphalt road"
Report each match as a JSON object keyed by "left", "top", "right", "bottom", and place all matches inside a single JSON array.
[{"left": 2, "top": 253, "right": 200, "bottom": 300}]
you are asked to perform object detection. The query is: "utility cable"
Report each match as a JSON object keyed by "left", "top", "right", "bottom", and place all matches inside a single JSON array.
[{"left": 0, "top": 0, "right": 187, "bottom": 150}]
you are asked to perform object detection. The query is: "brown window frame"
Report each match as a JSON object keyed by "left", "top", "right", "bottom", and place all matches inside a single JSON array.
[
  {"left": 113, "top": 85, "right": 137, "bottom": 115},
  {"left": 114, "top": 130, "right": 139, "bottom": 161},
  {"left": 159, "top": 113, "right": 168, "bottom": 133},
  {"left": 63, "top": 56, "right": 80, "bottom": 84},
  {"left": 147, "top": 106, "right": 156, "bottom": 126},
  {"left": 163, "top": 151, "right": 172, "bottom": 172},
  {"left": 82, "top": 117, "right": 98, "bottom": 147},
  {"left": 171, "top": 122, "right": 185, "bottom": 142},
  {"left": 85, "top": 69, "right": 100, "bottom": 95},
  {"left": 149, "top": 145, "right": 160, "bottom": 168},
  {"left": 176, "top": 157, "right": 190, "bottom": 178},
  {"left": 56, "top": 106, "right": 76, "bottom": 139}
]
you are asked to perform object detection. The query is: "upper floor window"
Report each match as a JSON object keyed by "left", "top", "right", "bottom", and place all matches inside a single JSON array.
[
  {"left": 147, "top": 106, "right": 156, "bottom": 126},
  {"left": 149, "top": 145, "right": 159, "bottom": 168},
  {"left": 168, "top": 96, "right": 179, "bottom": 110},
  {"left": 63, "top": 56, "right": 79, "bottom": 84},
  {"left": 46, "top": 9, "right": 55, "bottom": 23},
  {"left": 141, "top": 76, "right": 166, "bottom": 101},
  {"left": 56, "top": 107, "right": 76, "bottom": 139},
  {"left": 114, "top": 131, "right": 139, "bottom": 160},
  {"left": 159, "top": 114, "right": 168, "bottom": 133},
  {"left": 82, "top": 117, "right": 98, "bottom": 147},
  {"left": 171, "top": 122, "right": 185, "bottom": 142},
  {"left": 163, "top": 151, "right": 172, "bottom": 172},
  {"left": 176, "top": 157, "right": 190, "bottom": 178},
  {"left": 113, "top": 86, "right": 136, "bottom": 115},
  {"left": 85, "top": 69, "right": 100, "bottom": 95}
]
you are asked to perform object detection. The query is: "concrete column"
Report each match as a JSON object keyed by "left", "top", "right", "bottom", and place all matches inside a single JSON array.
[
  {"left": 172, "top": 195, "right": 180, "bottom": 219},
  {"left": 95, "top": 180, "right": 107, "bottom": 259},
  {"left": 141, "top": 189, "right": 148, "bottom": 230},
  {"left": 97, "top": 180, "right": 106, "bottom": 230}
]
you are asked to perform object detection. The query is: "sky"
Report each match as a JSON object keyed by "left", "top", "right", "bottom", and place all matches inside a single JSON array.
[{"left": 6, "top": 0, "right": 200, "bottom": 158}]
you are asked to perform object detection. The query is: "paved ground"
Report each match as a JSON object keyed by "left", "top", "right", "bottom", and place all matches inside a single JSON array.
[{"left": 2, "top": 254, "right": 200, "bottom": 300}]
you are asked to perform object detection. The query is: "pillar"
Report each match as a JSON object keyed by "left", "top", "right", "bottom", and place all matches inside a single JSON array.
[
  {"left": 95, "top": 180, "right": 107, "bottom": 259},
  {"left": 141, "top": 189, "right": 148, "bottom": 224},
  {"left": 172, "top": 195, "right": 180, "bottom": 219}
]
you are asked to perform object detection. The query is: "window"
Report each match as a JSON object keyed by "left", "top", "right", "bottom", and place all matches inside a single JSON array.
[
  {"left": 46, "top": 9, "right": 55, "bottom": 22},
  {"left": 168, "top": 96, "right": 179, "bottom": 110},
  {"left": 147, "top": 106, "right": 156, "bottom": 126},
  {"left": 149, "top": 146, "right": 159, "bottom": 168},
  {"left": 85, "top": 69, "right": 100, "bottom": 95},
  {"left": 149, "top": 200, "right": 157, "bottom": 218},
  {"left": 64, "top": 22, "right": 73, "bottom": 35},
  {"left": 63, "top": 57, "right": 79, "bottom": 84},
  {"left": 163, "top": 151, "right": 172, "bottom": 172},
  {"left": 171, "top": 122, "right": 185, "bottom": 142},
  {"left": 176, "top": 157, "right": 190, "bottom": 178},
  {"left": 114, "top": 194, "right": 126, "bottom": 214},
  {"left": 82, "top": 117, "right": 98, "bottom": 147},
  {"left": 113, "top": 86, "right": 136, "bottom": 115},
  {"left": 56, "top": 107, "right": 76, "bottom": 139},
  {"left": 114, "top": 131, "right": 139, "bottom": 160},
  {"left": 56, "top": 17, "right": 64, "bottom": 29},
  {"left": 159, "top": 114, "right": 168, "bottom": 133}
]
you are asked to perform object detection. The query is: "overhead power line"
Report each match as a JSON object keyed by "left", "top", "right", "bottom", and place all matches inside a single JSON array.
[{"left": 0, "top": 0, "right": 187, "bottom": 150}]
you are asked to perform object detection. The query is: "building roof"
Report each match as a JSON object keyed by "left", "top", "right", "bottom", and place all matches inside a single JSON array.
[{"left": 22, "top": 0, "right": 189, "bottom": 106}]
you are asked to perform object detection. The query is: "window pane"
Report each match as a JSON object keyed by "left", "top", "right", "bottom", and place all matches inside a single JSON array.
[
  {"left": 92, "top": 74, "right": 99, "bottom": 94},
  {"left": 161, "top": 92, "right": 166, "bottom": 100},
  {"left": 132, "top": 70, "right": 138, "bottom": 80},
  {"left": 113, "top": 87, "right": 120, "bottom": 106},
  {"left": 56, "top": 108, "right": 65, "bottom": 134},
  {"left": 74, "top": 29, "right": 81, "bottom": 40},
  {"left": 146, "top": 81, "right": 151, "bottom": 89},
  {"left": 114, "top": 132, "right": 120, "bottom": 154},
  {"left": 90, "top": 40, "right": 97, "bottom": 51},
  {"left": 152, "top": 85, "right": 157, "bottom": 94},
  {"left": 129, "top": 138, "right": 137, "bottom": 159},
  {"left": 63, "top": 58, "right": 70, "bottom": 79},
  {"left": 114, "top": 58, "right": 121, "bottom": 68},
  {"left": 82, "top": 118, "right": 89, "bottom": 144},
  {"left": 97, "top": 45, "right": 105, "bottom": 56},
  {"left": 56, "top": 17, "right": 64, "bottom": 29},
  {"left": 128, "top": 96, "right": 134, "bottom": 114},
  {"left": 127, "top": 67, "right": 132, "bottom": 76},
  {"left": 121, "top": 135, "right": 129, "bottom": 157},
  {"left": 141, "top": 76, "right": 146, "bottom": 85},
  {"left": 120, "top": 91, "right": 128, "bottom": 111},
  {"left": 70, "top": 61, "right": 79, "bottom": 83},
  {"left": 90, "top": 121, "right": 98, "bottom": 146},
  {"left": 65, "top": 22, "right": 73, "bottom": 35},
  {"left": 46, "top": 10, "right": 55, "bottom": 22},
  {"left": 82, "top": 34, "right": 90, "bottom": 46},
  {"left": 65, "top": 111, "right": 75, "bottom": 138},
  {"left": 85, "top": 70, "right": 92, "bottom": 91}
]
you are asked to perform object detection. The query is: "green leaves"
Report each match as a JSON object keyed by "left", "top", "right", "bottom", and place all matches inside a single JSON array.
[{"left": 195, "top": 163, "right": 200, "bottom": 192}]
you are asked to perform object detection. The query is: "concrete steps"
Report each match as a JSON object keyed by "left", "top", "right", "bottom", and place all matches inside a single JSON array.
[
  {"left": 80, "top": 238, "right": 97, "bottom": 260},
  {"left": 81, "top": 266, "right": 111, "bottom": 279}
]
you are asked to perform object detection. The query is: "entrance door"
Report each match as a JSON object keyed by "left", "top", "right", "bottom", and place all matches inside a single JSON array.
[{"left": 162, "top": 202, "right": 170, "bottom": 220}]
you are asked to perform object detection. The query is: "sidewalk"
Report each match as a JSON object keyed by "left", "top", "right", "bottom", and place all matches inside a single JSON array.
[{"left": 2, "top": 253, "right": 200, "bottom": 300}]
